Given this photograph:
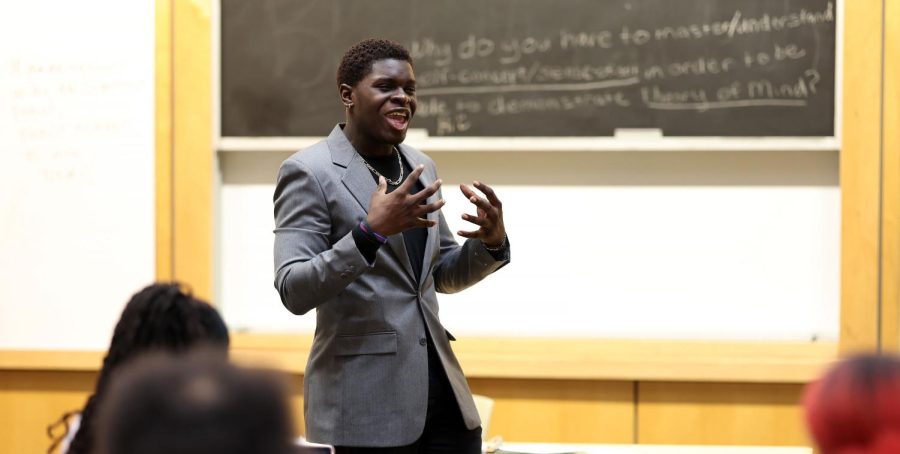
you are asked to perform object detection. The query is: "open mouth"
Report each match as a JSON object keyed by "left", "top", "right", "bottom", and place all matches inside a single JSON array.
[{"left": 385, "top": 110, "right": 410, "bottom": 131}]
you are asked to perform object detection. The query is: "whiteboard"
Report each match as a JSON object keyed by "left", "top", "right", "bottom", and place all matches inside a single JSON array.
[
  {"left": 217, "top": 149, "right": 839, "bottom": 342},
  {"left": 0, "top": 1, "right": 156, "bottom": 350}
]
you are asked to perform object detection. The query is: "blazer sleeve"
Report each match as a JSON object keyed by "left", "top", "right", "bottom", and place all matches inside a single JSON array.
[
  {"left": 431, "top": 186, "right": 510, "bottom": 294},
  {"left": 273, "top": 158, "right": 372, "bottom": 315}
]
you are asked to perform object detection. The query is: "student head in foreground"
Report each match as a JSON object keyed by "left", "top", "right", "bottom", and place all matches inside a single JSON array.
[
  {"left": 50, "top": 282, "right": 230, "bottom": 454},
  {"left": 96, "top": 350, "right": 302, "bottom": 454},
  {"left": 804, "top": 353, "right": 900, "bottom": 454}
]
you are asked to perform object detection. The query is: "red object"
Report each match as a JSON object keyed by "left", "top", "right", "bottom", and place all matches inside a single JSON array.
[{"left": 803, "top": 354, "right": 900, "bottom": 454}]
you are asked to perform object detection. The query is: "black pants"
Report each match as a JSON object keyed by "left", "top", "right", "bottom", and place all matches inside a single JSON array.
[{"left": 335, "top": 342, "right": 482, "bottom": 454}]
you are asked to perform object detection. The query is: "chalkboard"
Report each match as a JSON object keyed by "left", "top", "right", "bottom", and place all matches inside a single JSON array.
[{"left": 221, "top": 0, "right": 836, "bottom": 137}]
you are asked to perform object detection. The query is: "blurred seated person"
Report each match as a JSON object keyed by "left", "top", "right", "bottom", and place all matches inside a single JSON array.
[
  {"left": 48, "top": 283, "right": 230, "bottom": 454},
  {"left": 96, "top": 350, "right": 318, "bottom": 454},
  {"left": 803, "top": 353, "right": 900, "bottom": 454}
]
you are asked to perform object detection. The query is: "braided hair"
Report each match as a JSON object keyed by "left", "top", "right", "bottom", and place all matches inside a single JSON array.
[{"left": 50, "top": 283, "right": 229, "bottom": 454}]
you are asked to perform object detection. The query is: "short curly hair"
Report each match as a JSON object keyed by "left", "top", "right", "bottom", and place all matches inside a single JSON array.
[{"left": 336, "top": 38, "right": 412, "bottom": 88}]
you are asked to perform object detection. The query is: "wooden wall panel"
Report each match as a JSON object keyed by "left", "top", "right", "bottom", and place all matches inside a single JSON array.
[
  {"left": 156, "top": 0, "right": 173, "bottom": 281},
  {"left": 0, "top": 371, "right": 309, "bottom": 454},
  {"left": 0, "top": 371, "right": 96, "bottom": 454},
  {"left": 636, "top": 382, "right": 811, "bottom": 446},
  {"left": 840, "top": 0, "right": 886, "bottom": 353},
  {"left": 469, "top": 378, "right": 634, "bottom": 443},
  {"left": 287, "top": 375, "right": 308, "bottom": 438},
  {"left": 171, "top": 0, "right": 214, "bottom": 300},
  {"left": 3, "top": 372, "right": 819, "bottom": 451},
  {"left": 882, "top": 0, "right": 900, "bottom": 351}
]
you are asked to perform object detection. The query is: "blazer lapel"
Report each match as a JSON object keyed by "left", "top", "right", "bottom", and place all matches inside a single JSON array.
[
  {"left": 385, "top": 230, "right": 415, "bottom": 284},
  {"left": 399, "top": 145, "right": 440, "bottom": 288},
  {"left": 328, "top": 125, "right": 416, "bottom": 283},
  {"left": 329, "top": 126, "right": 374, "bottom": 213}
]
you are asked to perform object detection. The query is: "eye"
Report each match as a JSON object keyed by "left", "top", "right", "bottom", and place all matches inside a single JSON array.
[{"left": 405, "top": 86, "right": 417, "bottom": 95}]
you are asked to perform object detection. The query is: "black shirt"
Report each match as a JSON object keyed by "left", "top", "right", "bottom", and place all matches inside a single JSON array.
[{"left": 353, "top": 149, "right": 427, "bottom": 283}]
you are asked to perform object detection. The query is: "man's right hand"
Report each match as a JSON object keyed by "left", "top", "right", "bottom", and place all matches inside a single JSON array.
[{"left": 366, "top": 165, "right": 444, "bottom": 236}]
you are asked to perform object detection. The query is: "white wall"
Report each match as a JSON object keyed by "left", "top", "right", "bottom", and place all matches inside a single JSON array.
[
  {"left": 0, "top": 1, "right": 156, "bottom": 350},
  {"left": 218, "top": 148, "right": 839, "bottom": 341}
]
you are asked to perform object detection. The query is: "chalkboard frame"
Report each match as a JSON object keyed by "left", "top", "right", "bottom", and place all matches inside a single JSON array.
[{"left": 213, "top": 0, "right": 843, "bottom": 152}]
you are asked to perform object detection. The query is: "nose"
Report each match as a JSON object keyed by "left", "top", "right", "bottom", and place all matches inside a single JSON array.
[{"left": 391, "top": 91, "right": 410, "bottom": 105}]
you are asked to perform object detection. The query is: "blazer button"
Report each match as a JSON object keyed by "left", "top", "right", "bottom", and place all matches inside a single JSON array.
[{"left": 419, "top": 338, "right": 427, "bottom": 346}]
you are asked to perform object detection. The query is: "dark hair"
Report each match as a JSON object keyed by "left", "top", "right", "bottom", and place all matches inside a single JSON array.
[
  {"left": 803, "top": 354, "right": 900, "bottom": 454},
  {"left": 336, "top": 38, "right": 412, "bottom": 88},
  {"left": 52, "top": 283, "right": 229, "bottom": 454},
  {"left": 97, "top": 350, "right": 296, "bottom": 454}
]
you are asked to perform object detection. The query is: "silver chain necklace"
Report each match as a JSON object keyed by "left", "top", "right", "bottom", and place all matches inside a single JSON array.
[{"left": 361, "top": 148, "right": 404, "bottom": 186}]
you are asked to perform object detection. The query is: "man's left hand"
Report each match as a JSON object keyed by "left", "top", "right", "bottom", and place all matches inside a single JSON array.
[{"left": 458, "top": 181, "right": 505, "bottom": 248}]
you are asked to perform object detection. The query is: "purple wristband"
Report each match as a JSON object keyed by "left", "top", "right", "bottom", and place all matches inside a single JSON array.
[{"left": 359, "top": 220, "right": 388, "bottom": 244}]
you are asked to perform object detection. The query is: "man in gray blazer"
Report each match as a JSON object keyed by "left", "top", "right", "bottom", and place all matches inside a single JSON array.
[{"left": 273, "top": 39, "right": 510, "bottom": 453}]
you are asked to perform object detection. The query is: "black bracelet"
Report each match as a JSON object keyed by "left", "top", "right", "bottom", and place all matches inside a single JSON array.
[{"left": 482, "top": 235, "right": 507, "bottom": 252}]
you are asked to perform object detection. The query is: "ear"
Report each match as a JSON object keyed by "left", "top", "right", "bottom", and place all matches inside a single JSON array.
[{"left": 339, "top": 83, "right": 354, "bottom": 108}]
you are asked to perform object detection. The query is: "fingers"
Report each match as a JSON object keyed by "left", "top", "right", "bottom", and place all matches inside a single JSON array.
[
  {"left": 411, "top": 178, "right": 441, "bottom": 203},
  {"left": 473, "top": 181, "right": 502, "bottom": 208},
  {"left": 459, "top": 183, "right": 476, "bottom": 199},
  {"left": 413, "top": 217, "right": 439, "bottom": 228},
  {"left": 461, "top": 212, "right": 487, "bottom": 227},
  {"left": 400, "top": 165, "right": 425, "bottom": 191},
  {"left": 417, "top": 198, "right": 445, "bottom": 216},
  {"left": 376, "top": 176, "right": 387, "bottom": 194},
  {"left": 461, "top": 182, "right": 499, "bottom": 212},
  {"left": 456, "top": 228, "right": 483, "bottom": 239},
  {"left": 467, "top": 193, "right": 492, "bottom": 212},
  {"left": 407, "top": 198, "right": 445, "bottom": 231},
  {"left": 460, "top": 184, "right": 486, "bottom": 209}
]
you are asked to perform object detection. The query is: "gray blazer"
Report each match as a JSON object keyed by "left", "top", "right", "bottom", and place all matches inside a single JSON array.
[{"left": 273, "top": 125, "right": 509, "bottom": 447}]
